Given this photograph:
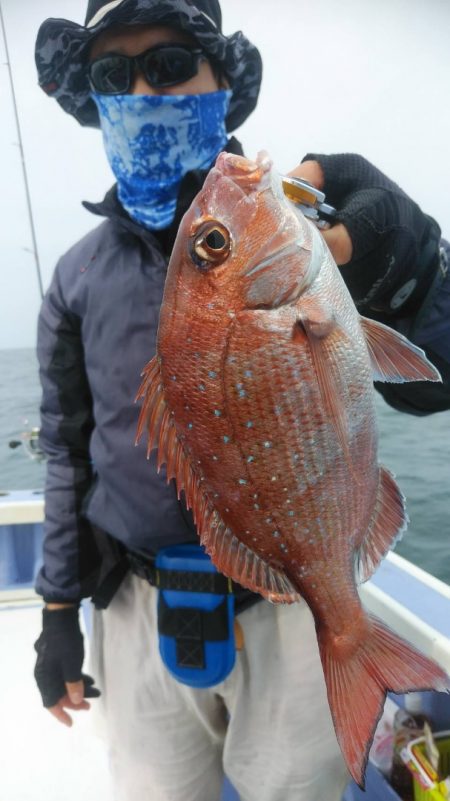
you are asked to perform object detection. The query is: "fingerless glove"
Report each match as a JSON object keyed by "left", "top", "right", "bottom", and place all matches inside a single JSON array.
[
  {"left": 302, "top": 153, "right": 441, "bottom": 319},
  {"left": 34, "top": 606, "right": 100, "bottom": 707}
]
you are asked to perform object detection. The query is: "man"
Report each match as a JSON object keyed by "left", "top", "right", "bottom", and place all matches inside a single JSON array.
[{"left": 33, "top": 2, "right": 450, "bottom": 801}]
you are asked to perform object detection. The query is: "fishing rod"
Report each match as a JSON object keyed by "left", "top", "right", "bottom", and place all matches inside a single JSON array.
[{"left": 0, "top": 1, "right": 44, "bottom": 299}]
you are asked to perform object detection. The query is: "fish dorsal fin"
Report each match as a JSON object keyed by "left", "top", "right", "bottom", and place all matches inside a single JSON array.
[
  {"left": 136, "top": 356, "right": 301, "bottom": 604},
  {"left": 360, "top": 316, "right": 442, "bottom": 383},
  {"left": 357, "top": 465, "right": 408, "bottom": 583}
]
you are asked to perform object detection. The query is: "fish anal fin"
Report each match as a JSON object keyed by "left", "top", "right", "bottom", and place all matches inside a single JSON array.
[
  {"left": 201, "top": 515, "right": 301, "bottom": 604},
  {"left": 318, "top": 614, "right": 450, "bottom": 786},
  {"left": 357, "top": 466, "right": 408, "bottom": 582},
  {"left": 360, "top": 316, "right": 441, "bottom": 383}
]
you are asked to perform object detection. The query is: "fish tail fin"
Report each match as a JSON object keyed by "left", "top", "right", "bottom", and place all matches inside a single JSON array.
[{"left": 318, "top": 614, "right": 449, "bottom": 786}]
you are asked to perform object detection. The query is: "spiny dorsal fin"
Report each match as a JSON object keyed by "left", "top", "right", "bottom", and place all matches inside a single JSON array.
[
  {"left": 360, "top": 316, "right": 441, "bottom": 383},
  {"left": 136, "top": 356, "right": 302, "bottom": 604},
  {"left": 356, "top": 465, "right": 408, "bottom": 582},
  {"left": 200, "top": 514, "right": 302, "bottom": 604}
]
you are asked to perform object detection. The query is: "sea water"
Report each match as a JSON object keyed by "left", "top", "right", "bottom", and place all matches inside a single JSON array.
[{"left": 0, "top": 348, "right": 449, "bottom": 583}]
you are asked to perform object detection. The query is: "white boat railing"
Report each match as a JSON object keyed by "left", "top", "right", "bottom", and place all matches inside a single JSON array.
[{"left": 1, "top": 492, "right": 450, "bottom": 675}]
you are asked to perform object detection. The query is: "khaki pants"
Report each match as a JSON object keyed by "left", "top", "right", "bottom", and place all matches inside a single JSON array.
[{"left": 90, "top": 573, "right": 349, "bottom": 801}]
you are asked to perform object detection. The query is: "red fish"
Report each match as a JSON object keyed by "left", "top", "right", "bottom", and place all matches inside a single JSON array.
[{"left": 137, "top": 151, "right": 449, "bottom": 784}]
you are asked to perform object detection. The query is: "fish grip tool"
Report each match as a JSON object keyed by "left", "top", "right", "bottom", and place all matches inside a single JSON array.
[
  {"left": 282, "top": 176, "right": 337, "bottom": 229},
  {"left": 151, "top": 544, "right": 236, "bottom": 688}
]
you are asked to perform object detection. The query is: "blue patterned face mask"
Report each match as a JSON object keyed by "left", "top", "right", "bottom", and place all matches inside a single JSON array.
[{"left": 92, "top": 90, "right": 232, "bottom": 230}]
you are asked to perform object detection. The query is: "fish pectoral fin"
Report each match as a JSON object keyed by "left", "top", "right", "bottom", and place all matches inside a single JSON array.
[
  {"left": 201, "top": 518, "right": 301, "bottom": 604},
  {"left": 356, "top": 465, "right": 407, "bottom": 582},
  {"left": 318, "top": 615, "right": 449, "bottom": 787},
  {"left": 296, "top": 299, "right": 356, "bottom": 473},
  {"left": 297, "top": 296, "right": 336, "bottom": 339},
  {"left": 360, "top": 316, "right": 442, "bottom": 383}
]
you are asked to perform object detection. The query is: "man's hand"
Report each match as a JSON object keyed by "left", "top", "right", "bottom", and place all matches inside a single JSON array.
[
  {"left": 34, "top": 604, "right": 101, "bottom": 727},
  {"left": 287, "top": 161, "right": 353, "bottom": 266}
]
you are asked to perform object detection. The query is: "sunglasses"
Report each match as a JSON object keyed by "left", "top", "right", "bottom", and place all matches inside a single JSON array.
[{"left": 88, "top": 43, "right": 207, "bottom": 94}]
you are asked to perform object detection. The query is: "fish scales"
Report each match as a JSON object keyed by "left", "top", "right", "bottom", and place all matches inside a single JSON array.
[
  {"left": 137, "top": 150, "right": 449, "bottom": 785},
  {"left": 224, "top": 312, "right": 364, "bottom": 570}
]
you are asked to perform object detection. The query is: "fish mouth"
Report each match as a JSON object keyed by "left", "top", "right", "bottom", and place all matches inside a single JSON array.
[{"left": 215, "top": 151, "right": 273, "bottom": 193}]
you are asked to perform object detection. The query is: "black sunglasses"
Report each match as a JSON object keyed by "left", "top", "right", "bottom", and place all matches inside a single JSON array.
[{"left": 88, "top": 43, "right": 206, "bottom": 94}]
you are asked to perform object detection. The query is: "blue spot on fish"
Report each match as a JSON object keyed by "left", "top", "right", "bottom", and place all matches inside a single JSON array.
[
  {"left": 223, "top": 435, "right": 230, "bottom": 444},
  {"left": 208, "top": 371, "right": 217, "bottom": 379},
  {"left": 288, "top": 510, "right": 295, "bottom": 517},
  {"left": 244, "top": 370, "right": 252, "bottom": 378},
  {"left": 263, "top": 441, "right": 272, "bottom": 449},
  {"left": 245, "top": 421, "right": 253, "bottom": 428},
  {"left": 238, "top": 389, "right": 247, "bottom": 398},
  {"left": 187, "top": 423, "right": 193, "bottom": 429},
  {"left": 238, "top": 478, "right": 247, "bottom": 485},
  {"left": 214, "top": 409, "right": 222, "bottom": 417},
  {"left": 247, "top": 455, "right": 255, "bottom": 463},
  {"left": 272, "top": 531, "right": 281, "bottom": 538},
  {"left": 198, "top": 383, "right": 206, "bottom": 392},
  {"left": 171, "top": 375, "right": 177, "bottom": 381}
]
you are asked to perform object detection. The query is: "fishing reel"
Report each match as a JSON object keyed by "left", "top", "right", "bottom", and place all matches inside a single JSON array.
[{"left": 9, "top": 423, "right": 46, "bottom": 463}]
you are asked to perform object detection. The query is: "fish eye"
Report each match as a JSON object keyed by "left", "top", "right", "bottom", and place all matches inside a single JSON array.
[{"left": 190, "top": 221, "right": 231, "bottom": 270}]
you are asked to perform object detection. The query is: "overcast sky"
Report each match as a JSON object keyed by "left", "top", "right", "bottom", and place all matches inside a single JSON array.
[{"left": 1, "top": 0, "right": 450, "bottom": 349}]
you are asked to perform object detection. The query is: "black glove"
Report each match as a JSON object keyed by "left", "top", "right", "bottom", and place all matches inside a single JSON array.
[
  {"left": 34, "top": 605, "right": 100, "bottom": 708},
  {"left": 302, "top": 152, "right": 441, "bottom": 319}
]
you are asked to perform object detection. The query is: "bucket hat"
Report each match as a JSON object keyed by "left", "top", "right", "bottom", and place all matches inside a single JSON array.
[{"left": 35, "top": 0, "right": 262, "bottom": 132}]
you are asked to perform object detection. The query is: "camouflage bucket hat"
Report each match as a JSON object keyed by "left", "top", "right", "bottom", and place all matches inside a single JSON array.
[{"left": 35, "top": 0, "right": 262, "bottom": 132}]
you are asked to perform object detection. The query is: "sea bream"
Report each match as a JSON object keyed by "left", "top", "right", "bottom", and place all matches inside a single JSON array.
[{"left": 137, "top": 150, "right": 449, "bottom": 784}]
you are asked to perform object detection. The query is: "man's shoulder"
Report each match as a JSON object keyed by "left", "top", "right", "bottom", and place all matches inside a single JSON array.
[{"left": 56, "top": 218, "right": 120, "bottom": 271}]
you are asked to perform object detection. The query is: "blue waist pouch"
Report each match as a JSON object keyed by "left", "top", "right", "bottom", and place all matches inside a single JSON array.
[{"left": 155, "top": 544, "right": 236, "bottom": 688}]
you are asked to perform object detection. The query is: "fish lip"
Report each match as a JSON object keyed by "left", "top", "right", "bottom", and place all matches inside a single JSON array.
[{"left": 214, "top": 151, "right": 272, "bottom": 194}]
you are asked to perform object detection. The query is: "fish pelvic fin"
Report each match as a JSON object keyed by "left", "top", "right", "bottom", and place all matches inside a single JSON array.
[
  {"left": 136, "top": 357, "right": 301, "bottom": 604},
  {"left": 318, "top": 615, "right": 450, "bottom": 787},
  {"left": 357, "top": 465, "right": 408, "bottom": 582},
  {"left": 360, "top": 316, "right": 442, "bottom": 383}
]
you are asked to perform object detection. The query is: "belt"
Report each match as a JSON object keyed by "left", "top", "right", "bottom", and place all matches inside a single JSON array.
[
  {"left": 126, "top": 550, "right": 232, "bottom": 595},
  {"left": 126, "top": 549, "right": 261, "bottom": 614}
]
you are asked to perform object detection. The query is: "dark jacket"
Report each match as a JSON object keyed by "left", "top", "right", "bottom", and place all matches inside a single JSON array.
[{"left": 36, "top": 146, "right": 450, "bottom": 603}]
